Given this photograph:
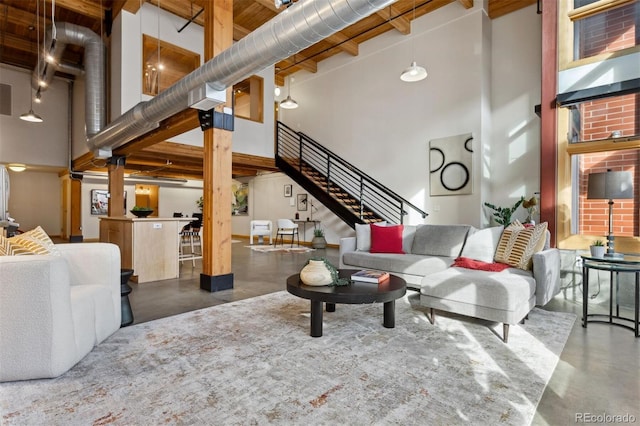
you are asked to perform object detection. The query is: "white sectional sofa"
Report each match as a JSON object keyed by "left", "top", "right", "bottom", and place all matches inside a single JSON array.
[
  {"left": 0, "top": 243, "right": 121, "bottom": 382},
  {"left": 339, "top": 223, "right": 561, "bottom": 342}
]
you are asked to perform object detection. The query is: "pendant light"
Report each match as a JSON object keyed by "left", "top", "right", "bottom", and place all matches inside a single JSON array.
[
  {"left": 21, "top": 2, "right": 43, "bottom": 123},
  {"left": 279, "top": 76, "right": 298, "bottom": 109},
  {"left": 400, "top": 0, "right": 427, "bottom": 83}
]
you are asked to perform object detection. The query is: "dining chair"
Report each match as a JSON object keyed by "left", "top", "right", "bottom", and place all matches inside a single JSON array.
[{"left": 275, "top": 219, "right": 299, "bottom": 247}]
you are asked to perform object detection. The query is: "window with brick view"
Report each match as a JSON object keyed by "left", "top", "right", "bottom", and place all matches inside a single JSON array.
[
  {"left": 574, "top": 1, "right": 638, "bottom": 60},
  {"left": 563, "top": 0, "right": 640, "bottom": 239}
]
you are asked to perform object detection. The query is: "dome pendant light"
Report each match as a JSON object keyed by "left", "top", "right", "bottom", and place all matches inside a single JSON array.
[
  {"left": 400, "top": 0, "right": 427, "bottom": 83},
  {"left": 279, "top": 76, "right": 299, "bottom": 109},
  {"left": 21, "top": 0, "right": 43, "bottom": 123}
]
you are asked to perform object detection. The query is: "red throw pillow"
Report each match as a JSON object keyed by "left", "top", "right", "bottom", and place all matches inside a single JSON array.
[{"left": 370, "top": 224, "right": 404, "bottom": 254}]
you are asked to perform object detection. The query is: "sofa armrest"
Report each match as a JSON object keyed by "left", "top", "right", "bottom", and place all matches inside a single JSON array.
[
  {"left": 0, "top": 256, "right": 78, "bottom": 381},
  {"left": 532, "top": 248, "right": 561, "bottom": 306},
  {"left": 56, "top": 243, "right": 121, "bottom": 289},
  {"left": 339, "top": 237, "right": 357, "bottom": 269}
]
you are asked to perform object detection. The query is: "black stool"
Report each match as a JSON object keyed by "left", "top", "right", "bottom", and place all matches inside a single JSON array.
[{"left": 120, "top": 269, "right": 134, "bottom": 327}]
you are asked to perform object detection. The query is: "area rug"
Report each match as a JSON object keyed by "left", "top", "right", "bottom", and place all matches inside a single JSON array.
[
  {"left": 247, "top": 245, "right": 315, "bottom": 253},
  {"left": 0, "top": 292, "right": 575, "bottom": 425}
]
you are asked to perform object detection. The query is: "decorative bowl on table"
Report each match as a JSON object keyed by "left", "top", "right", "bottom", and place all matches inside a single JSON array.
[{"left": 130, "top": 209, "right": 154, "bottom": 218}]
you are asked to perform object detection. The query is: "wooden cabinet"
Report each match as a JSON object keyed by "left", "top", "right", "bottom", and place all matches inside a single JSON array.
[{"left": 99, "top": 217, "right": 190, "bottom": 283}]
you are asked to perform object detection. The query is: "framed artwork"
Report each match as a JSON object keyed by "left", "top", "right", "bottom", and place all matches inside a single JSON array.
[
  {"left": 297, "top": 193, "right": 308, "bottom": 211},
  {"left": 91, "top": 190, "right": 108, "bottom": 215},
  {"left": 232, "top": 180, "right": 249, "bottom": 216},
  {"left": 429, "top": 133, "right": 473, "bottom": 196},
  {"left": 284, "top": 184, "right": 292, "bottom": 197},
  {"left": 91, "top": 190, "right": 127, "bottom": 215}
]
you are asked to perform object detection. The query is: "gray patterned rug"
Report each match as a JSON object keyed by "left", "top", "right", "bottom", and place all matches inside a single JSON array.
[{"left": 0, "top": 291, "right": 575, "bottom": 425}]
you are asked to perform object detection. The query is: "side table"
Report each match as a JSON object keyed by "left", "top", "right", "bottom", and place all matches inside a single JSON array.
[
  {"left": 581, "top": 254, "right": 640, "bottom": 337},
  {"left": 120, "top": 268, "right": 135, "bottom": 327}
]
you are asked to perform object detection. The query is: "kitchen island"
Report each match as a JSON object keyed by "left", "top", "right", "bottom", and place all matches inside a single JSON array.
[{"left": 99, "top": 216, "right": 192, "bottom": 283}]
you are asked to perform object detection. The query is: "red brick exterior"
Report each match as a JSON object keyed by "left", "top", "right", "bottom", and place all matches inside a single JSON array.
[{"left": 576, "top": 2, "right": 638, "bottom": 237}]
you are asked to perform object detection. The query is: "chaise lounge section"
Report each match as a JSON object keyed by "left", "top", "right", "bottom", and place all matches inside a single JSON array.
[{"left": 339, "top": 223, "right": 561, "bottom": 341}]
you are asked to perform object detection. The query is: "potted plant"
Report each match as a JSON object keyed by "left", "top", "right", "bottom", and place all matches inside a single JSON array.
[
  {"left": 484, "top": 197, "right": 525, "bottom": 226},
  {"left": 196, "top": 196, "right": 204, "bottom": 211},
  {"left": 311, "top": 228, "right": 327, "bottom": 249},
  {"left": 130, "top": 205, "right": 154, "bottom": 218},
  {"left": 590, "top": 240, "right": 605, "bottom": 258}
]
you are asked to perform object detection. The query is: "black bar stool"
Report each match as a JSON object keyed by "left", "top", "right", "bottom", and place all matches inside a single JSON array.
[{"left": 120, "top": 269, "right": 134, "bottom": 327}]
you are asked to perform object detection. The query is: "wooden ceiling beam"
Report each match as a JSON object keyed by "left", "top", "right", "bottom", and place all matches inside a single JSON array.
[
  {"left": 52, "top": 0, "right": 107, "bottom": 19},
  {"left": 114, "top": 109, "right": 200, "bottom": 156},
  {"left": 457, "top": 0, "right": 474, "bottom": 9},
  {"left": 116, "top": 0, "right": 143, "bottom": 15},
  {"left": 488, "top": 0, "right": 537, "bottom": 19},
  {"left": 376, "top": 5, "right": 410, "bottom": 35}
]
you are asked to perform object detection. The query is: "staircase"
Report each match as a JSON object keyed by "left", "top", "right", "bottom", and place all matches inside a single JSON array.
[{"left": 275, "top": 121, "right": 427, "bottom": 229}]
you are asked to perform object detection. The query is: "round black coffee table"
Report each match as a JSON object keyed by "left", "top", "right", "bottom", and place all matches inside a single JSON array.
[{"left": 286, "top": 269, "right": 406, "bottom": 337}]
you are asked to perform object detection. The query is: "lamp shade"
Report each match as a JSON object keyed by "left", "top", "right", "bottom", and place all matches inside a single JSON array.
[
  {"left": 279, "top": 95, "right": 298, "bottom": 109},
  {"left": 400, "top": 61, "right": 427, "bottom": 82},
  {"left": 587, "top": 171, "right": 634, "bottom": 200},
  {"left": 19, "top": 109, "right": 43, "bottom": 123}
]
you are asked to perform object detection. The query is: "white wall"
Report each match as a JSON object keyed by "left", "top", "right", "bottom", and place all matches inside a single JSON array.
[
  {"left": 276, "top": 3, "right": 542, "bottom": 228},
  {"left": 6, "top": 170, "right": 61, "bottom": 235},
  {"left": 489, "top": 5, "right": 541, "bottom": 222},
  {"left": 244, "top": 172, "right": 351, "bottom": 244},
  {"left": 0, "top": 65, "right": 69, "bottom": 168}
]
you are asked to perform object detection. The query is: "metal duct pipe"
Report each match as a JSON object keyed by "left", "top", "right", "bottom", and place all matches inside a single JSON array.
[
  {"left": 32, "top": 22, "right": 105, "bottom": 137},
  {"left": 88, "top": 0, "right": 396, "bottom": 154}
]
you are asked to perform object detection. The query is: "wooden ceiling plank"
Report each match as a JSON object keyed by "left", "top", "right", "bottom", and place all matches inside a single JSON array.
[
  {"left": 488, "top": 0, "right": 537, "bottom": 19},
  {"left": 52, "top": 0, "right": 106, "bottom": 20},
  {"left": 376, "top": 5, "right": 410, "bottom": 35}
]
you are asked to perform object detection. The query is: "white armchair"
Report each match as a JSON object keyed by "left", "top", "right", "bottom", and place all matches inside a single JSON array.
[
  {"left": 275, "top": 219, "right": 299, "bottom": 247},
  {"left": 250, "top": 220, "right": 273, "bottom": 245},
  {"left": 0, "top": 243, "right": 121, "bottom": 382}
]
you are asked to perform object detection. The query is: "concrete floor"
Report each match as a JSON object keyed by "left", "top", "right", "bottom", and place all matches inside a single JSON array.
[{"left": 127, "top": 241, "right": 639, "bottom": 425}]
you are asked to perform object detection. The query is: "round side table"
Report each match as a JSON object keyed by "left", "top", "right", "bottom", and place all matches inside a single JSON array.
[{"left": 120, "top": 269, "right": 135, "bottom": 327}]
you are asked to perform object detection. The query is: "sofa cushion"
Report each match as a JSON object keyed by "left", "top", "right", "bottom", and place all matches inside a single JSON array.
[
  {"left": 420, "top": 267, "right": 535, "bottom": 311},
  {"left": 342, "top": 251, "right": 453, "bottom": 277},
  {"left": 370, "top": 224, "right": 404, "bottom": 254},
  {"left": 402, "top": 225, "right": 417, "bottom": 254},
  {"left": 355, "top": 222, "right": 386, "bottom": 251},
  {"left": 495, "top": 221, "right": 547, "bottom": 270},
  {"left": 460, "top": 226, "right": 504, "bottom": 263},
  {"left": 411, "top": 224, "right": 470, "bottom": 257}
]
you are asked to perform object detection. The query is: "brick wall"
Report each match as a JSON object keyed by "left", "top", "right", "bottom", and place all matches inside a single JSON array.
[
  {"left": 579, "top": 150, "right": 639, "bottom": 236},
  {"left": 578, "top": 2, "right": 637, "bottom": 58}
]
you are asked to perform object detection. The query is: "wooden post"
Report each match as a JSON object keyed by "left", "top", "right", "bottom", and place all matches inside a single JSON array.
[
  {"left": 69, "top": 175, "right": 83, "bottom": 242},
  {"left": 108, "top": 158, "right": 126, "bottom": 217},
  {"left": 200, "top": 0, "right": 234, "bottom": 292}
]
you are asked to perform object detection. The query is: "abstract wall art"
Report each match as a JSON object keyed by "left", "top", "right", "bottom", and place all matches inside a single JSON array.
[{"left": 429, "top": 133, "right": 473, "bottom": 196}]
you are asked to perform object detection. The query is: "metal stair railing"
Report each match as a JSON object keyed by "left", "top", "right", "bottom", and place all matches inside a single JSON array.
[{"left": 276, "top": 121, "right": 428, "bottom": 224}]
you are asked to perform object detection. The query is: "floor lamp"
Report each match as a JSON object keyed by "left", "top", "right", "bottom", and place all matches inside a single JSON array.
[{"left": 587, "top": 170, "right": 634, "bottom": 258}]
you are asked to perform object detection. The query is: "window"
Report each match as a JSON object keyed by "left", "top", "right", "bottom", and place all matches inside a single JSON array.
[
  {"left": 142, "top": 35, "right": 200, "bottom": 96},
  {"left": 557, "top": 0, "right": 640, "bottom": 250},
  {"left": 233, "top": 75, "right": 264, "bottom": 123},
  {"left": 572, "top": 1, "right": 638, "bottom": 61}
]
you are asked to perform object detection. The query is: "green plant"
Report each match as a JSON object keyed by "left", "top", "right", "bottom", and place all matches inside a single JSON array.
[
  {"left": 484, "top": 197, "right": 524, "bottom": 226},
  {"left": 313, "top": 228, "right": 325, "bottom": 238},
  {"left": 592, "top": 240, "right": 605, "bottom": 247},
  {"left": 196, "top": 196, "right": 204, "bottom": 210},
  {"left": 131, "top": 205, "right": 152, "bottom": 211}
]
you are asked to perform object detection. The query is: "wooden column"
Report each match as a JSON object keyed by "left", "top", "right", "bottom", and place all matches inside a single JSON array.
[
  {"left": 540, "top": 0, "right": 558, "bottom": 247},
  {"left": 200, "top": 0, "right": 234, "bottom": 292},
  {"left": 108, "top": 158, "right": 126, "bottom": 217},
  {"left": 69, "top": 176, "right": 83, "bottom": 242}
]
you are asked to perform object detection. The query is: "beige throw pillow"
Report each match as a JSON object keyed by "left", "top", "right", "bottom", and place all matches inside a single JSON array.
[
  {"left": 494, "top": 221, "right": 547, "bottom": 270},
  {"left": 1, "top": 226, "right": 59, "bottom": 256}
]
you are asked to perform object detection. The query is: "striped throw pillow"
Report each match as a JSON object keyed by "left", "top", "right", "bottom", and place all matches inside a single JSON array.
[
  {"left": 2, "top": 226, "right": 59, "bottom": 256},
  {"left": 494, "top": 221, "right": 548, "bottom": 270},
  {"left": 0, "top": 235, "right": 35, "bottom": 256}
]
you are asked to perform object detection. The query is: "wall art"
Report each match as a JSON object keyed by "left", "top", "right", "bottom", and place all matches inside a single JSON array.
[{"left": 429, "top": 133, "right": 473, "bottom": 196}]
